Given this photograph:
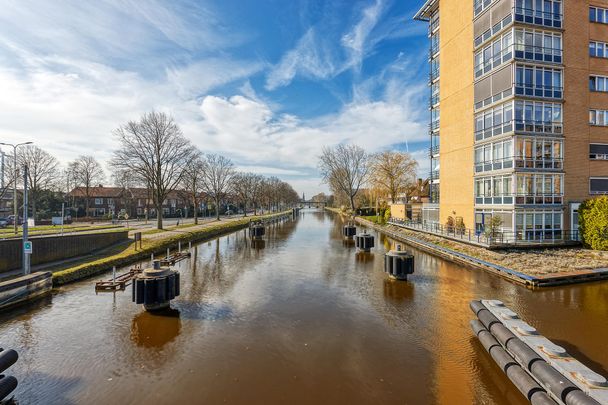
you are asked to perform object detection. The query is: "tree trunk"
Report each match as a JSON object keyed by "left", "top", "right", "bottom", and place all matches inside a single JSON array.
[
  {"left": 156, "top": 202, "right": 163, "bottom": 229},
  {"left": 243, "top": 200, "right": 247, "bottom": 217},
  {"left": 349, "top": 195, "right": 356, "bottom": 212},
  {"left": 215, "top": 197, "right": 220, "bottom": 220},
  {"left": 85, "top": 194, "right": 90, "bottom": 218},
  {"left": 193, "top": 196, "right": 198, "bottom": 225}
]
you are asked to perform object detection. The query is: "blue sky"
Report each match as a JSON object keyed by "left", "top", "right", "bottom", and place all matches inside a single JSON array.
[{"left": 0, "top": 0, "right": 430, "bottom": 196}]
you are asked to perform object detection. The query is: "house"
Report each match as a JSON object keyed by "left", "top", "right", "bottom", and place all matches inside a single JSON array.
[
  {"left": 389, "top": 179, "right": 431, "bottom": 222},
  {"left": 68, "top": 186, "right": 192, "bottom": 218}
]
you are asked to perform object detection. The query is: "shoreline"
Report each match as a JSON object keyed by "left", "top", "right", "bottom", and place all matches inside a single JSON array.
[
  {"left": 326, "top": 207, "right": 608, "bottom": 288},
  {"left": 51, "top": 211, "right": 292, "bottom": 286}
]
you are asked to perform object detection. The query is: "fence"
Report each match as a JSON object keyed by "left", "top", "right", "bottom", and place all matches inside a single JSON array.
[{"left": 387, "top": 218, "right": 580, "bottom": 248}]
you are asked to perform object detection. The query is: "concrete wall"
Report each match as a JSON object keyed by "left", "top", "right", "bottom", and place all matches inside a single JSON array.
[
  {"left": 564, "top": 0, "right": 608, "bottom": 229},
  {"left": 439, "top": 0, "right": 475, "bottom": 229},
  {"left": 0, "top": 231, "right": 129, "bottom": 273}
]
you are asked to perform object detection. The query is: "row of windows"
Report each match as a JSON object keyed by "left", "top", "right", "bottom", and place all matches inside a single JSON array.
[
  {"left": 590, "top": 144, "right": 608, "bottom": 160},
  {"left": 475, "top": 32, "right": 513, "bottom": 78},
  {"left": 475, "top": 173, "right": 563, "bottom": 197},
  {"left": 514, "top": 28, "right": 562, "bottom": 62},
  {"left": 589, "top": 75, "right": 608, "bottom": 92},
  {"left": 591, "top": 178, "right": 608, "bottom": 194},
  {"left": 590, "top": 6, "right": 608, "bottom": 24},
  {"left": 515, "top": 65, "right": 562, "bottom": 99},
  {"left": 514, "top": 0, "right": 562, "bottom": 29},
  {"left": 589, "top": 41, "right": 608, "bottom": 58},
  {"left": 589, "top": 110, "right": 608, "bottom": 126},
  {"left": 474, "top": 30, "right": 563, "bottom": 79},
  {"left": 475, "top": 138, "right": 563, "bottom": 173},
  {"left": 475, "top": 100, "right": 563, "bottom": 141}
]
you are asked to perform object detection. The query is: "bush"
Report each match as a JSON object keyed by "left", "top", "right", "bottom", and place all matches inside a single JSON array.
[
  {"left": 384, "top": 208, "right": 391, "bottom": 223},
  {"left": 579, "top": 196, "right": 608, "bottom": 250}
]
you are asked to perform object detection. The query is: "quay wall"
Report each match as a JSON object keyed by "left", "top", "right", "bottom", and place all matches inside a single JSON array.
[{"left": 0, "top": 231, "right": 129, "bottom": 274}]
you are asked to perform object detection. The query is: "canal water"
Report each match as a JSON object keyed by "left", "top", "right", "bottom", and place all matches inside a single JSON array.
[{"left": 1, "top": 209, "right": 607, "bottom": 405}]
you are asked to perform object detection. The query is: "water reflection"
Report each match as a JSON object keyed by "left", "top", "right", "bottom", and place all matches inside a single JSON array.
[
  {"left": 130, "top": 308, "right": 181, "bottom": 348},
  {"left": 382, "top": 278, "right": 414, "bottom": 302},
  {"left": 0, "top": 209, "right": 606, "bottom": 405},
  {"left": 250, "top": 239, "right": 266, "bottom": 250}
]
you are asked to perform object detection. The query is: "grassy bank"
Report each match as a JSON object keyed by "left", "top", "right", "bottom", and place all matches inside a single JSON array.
[{"left": 51, "top": 211, "right": 290, "bottom": 286}]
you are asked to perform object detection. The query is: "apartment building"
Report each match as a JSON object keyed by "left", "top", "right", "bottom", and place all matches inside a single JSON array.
[{"left": 415, "top": 0, "right": 608, "bottom": 242}]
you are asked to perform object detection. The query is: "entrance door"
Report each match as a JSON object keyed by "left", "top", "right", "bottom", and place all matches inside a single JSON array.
[
  {"left": 475, "top": 213, "right": 489, "bottom": 235},
  {"left": 570, "top": 203, "right": 581, "bottom": 240}
]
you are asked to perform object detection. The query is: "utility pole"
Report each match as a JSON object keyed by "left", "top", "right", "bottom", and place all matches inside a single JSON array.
[
  {"left": 23, "top": 165, "right": 30, "bottom": 275},
  {"left": 0, "top": 141, "right": 33, "bottom": 234}
]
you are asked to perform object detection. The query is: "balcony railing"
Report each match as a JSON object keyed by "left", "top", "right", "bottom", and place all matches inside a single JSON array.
[
  {"left": 430, "top": 169, "right": 440, "bottom": 180},
  {"left": 514, "top": 119, "right": 562, "bottom": 134},
  {"left": 431, "top": 120, "right": 440, "bottom": 132},
  {"left": 475, "top": 157, "right": 563, "bottom": 173},
  {"left": 514, "top": 45, "right": 562, "bottom": 64},
  {"left": 430, "top": 93, "right": 439, "bottom": 107},
  {"left": 515, "top": 83, "right": 562, "bottom": 99},
  {"left": 514, "top": 6, "right": 562, "bottom": 29},
  {"left": 475, "top": 193, "right": 563, "bottom": 205},
  {"left": 430, "top": 145, "right": 440, "bottom": 156},
  {"left": 475, "top": 121, "right": 514, "bottom": 141}
]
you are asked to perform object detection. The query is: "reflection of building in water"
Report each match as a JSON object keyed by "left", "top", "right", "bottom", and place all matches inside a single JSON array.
[
  {"left": 382, "top": 279, "right": 414, "bottom": 303},
  {"left": 131, "top": 308, "right": 181, "bottom": 348}
]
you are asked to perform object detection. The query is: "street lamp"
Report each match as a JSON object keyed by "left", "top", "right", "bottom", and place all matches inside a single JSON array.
[{"left": 0, "top": 141, "right": 33, "bottom": 234}]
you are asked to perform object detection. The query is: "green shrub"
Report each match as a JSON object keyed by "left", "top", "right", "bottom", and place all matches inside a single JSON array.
[
  {"left": 579, "top": 196, "right": 608, "bottom": 250},
  {"left": 384, "top": 208, "right": 391, "bottom": 223}
]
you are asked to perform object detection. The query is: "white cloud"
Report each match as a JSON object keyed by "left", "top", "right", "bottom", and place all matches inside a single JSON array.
[
  {"left": 266, "top": 0, "right": 388, "bottom": 90},
  {"left": 265, "top": 28, "right": 338, "bottom": 91}
]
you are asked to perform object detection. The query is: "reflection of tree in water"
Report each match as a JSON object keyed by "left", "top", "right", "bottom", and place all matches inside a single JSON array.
[
  {"left": 355, "top": 252, "right": 374, "bottom": 263},
  {"left": 130, "top": 308, "right": 181, "bottom": 348}
]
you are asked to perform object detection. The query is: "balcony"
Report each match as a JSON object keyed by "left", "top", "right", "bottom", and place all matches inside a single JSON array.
[
  {"left": 430, "top": 145, "right": 440, "bottom": 157},
  {"left": 514, "top": 6, "right": 562, "bottom": 29},
  {"left": 430, "top": 120, "right": 440, "bottom": 132},
  {"left": 514, "top": 194, "right": 562, "bottom": 205}
]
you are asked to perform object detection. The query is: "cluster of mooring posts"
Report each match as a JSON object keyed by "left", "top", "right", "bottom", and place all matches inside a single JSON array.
[
  {"left": 0, "top": 348, "right": 18, "bottom": 403},
  {"left": 470, "top": 300, "right": 608, "bottom": 405},
  {"left": 342, "top": 219, "right": 415, "bottom": 281},
  {"left": 132, "top": 260, "right": 180, "bottom": 312},
  {"left": 384, "top": 245, "right": 415, "bottom": 281}
]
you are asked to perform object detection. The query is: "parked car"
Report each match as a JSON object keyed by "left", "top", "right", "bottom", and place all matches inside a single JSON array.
[
  {"left": 0, "top": 218, "right": 7, "bottom": 228},
  {"left": 6, "top": 215, "right": 23, "bottom": 225}
]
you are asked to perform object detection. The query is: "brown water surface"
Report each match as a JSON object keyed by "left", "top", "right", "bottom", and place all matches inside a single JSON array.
[{"left": 1, "top": 210, "right": 607, "bottom": 404}]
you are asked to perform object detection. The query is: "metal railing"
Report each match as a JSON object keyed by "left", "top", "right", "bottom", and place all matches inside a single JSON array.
[{"left": 388, "top": 217, "right": 579, "bottom": 247}]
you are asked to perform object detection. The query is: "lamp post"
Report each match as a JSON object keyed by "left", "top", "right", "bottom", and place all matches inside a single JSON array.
[{"left": 0, "top": 141, "right": 33, "bottom": 234}]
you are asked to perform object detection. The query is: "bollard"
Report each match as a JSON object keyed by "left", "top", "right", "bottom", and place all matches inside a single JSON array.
[
  {"left": 0, "top": 350, "right": 18, "bottom": 374},
  {"left": 0, "top": 375, "right": 18, "bottom": 402},
  {"left": 354, "top": 232, "right": 375, "bottom": 252},
  {"left": 384, "top": 246, "right": 414, "bottom": 280},
  {"left": 178, "top": 242, "right": 181, "bottom": 253},
  {"left": 132, "top": 260, "right": 180, "bottom": 312},
  {"left": 167, "top": 248, "right": 170, "bottom": 258}
]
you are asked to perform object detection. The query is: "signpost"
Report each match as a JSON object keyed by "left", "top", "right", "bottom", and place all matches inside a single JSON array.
[{"left": 22, "top": 165, "right": 30, "bottom": 275}]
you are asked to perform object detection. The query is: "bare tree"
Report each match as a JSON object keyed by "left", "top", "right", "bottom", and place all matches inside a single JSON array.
[
  {"left": 0, "top": 152, "right": 15, "bottom": 204},
  {"left": 17, "top": 145, "right": 60, "bottom": 220},
  {"left": 112, "top": 111, "right": 194, "bottom": 229},
  {"left": 68, "top": 156, "right": 105, "bottom": 217},
  {"left": 370, "top": 151, "right": 418, "bottom": 204},
  {"left": 180, "top": 148, "right": 205, "bottom": 224},
  {"left": 201, "top": 154, "right": 234, "bottom": 220},
  {"left": 318, "top": 144, "right": 369, "bottom": 211}
]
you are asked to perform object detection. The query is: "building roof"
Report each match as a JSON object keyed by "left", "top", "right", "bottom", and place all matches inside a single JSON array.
[
  {"left": 414, "top": 0, "right": 438, "bottom": 21},
  {"left": 69, "top": 186, "right": 124, "bottom": 198}
]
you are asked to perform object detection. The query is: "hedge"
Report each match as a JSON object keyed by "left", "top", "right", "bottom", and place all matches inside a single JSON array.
[{"left": 579, "top": 196, "right": 608, "bottom": 250}]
